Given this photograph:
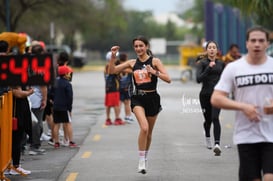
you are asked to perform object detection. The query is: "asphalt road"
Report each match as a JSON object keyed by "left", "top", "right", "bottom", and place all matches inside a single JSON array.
[{"left": 4, "top": 67, "right": 238, "bottom": 181}]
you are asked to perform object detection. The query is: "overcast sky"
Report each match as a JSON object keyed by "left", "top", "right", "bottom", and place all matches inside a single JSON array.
[{"left": 123, "top": 0, "right": 194, "bottom": 16}]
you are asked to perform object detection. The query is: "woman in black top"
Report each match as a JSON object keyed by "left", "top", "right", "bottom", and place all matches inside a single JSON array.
[
  {"left": 11, "top": 86, "right": 34, "bottom": 175},
  {"left": 108, "top": 36, "right": 171, "bottom": 174},
  {"left": 196, "top": 41, "right": 225, "bottom": 156}
]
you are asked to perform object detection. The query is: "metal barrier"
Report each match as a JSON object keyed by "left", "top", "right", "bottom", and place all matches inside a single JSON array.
[{"left": 0, "top": 91, "right": 12, "bottom": 181}]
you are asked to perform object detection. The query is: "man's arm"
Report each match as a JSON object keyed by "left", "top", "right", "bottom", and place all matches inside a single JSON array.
[
  {"left": 211, "top": 90, "right": 261, "bottom": 122},
  {"left": 40, "top": 86, "right": 47, "bottom": 109},
  {"left": 211, "top": 90, "right": 241, "bottom": 110}
]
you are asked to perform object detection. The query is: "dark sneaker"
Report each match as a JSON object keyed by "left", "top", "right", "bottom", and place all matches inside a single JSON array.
[{"left": 69, "top": 141, "right": 79, "bottom": 148}]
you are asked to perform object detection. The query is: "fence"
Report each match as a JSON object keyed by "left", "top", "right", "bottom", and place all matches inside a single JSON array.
[{"left": 0, "top": 91, "right": 12, "bottom": 181}]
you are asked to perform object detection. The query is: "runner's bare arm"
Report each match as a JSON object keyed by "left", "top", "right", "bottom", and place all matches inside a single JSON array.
[
  {"left": 146, "top": 58, "right": 171, "bottom": 83},
  {"left": 108, "top": 46, "right": 136, "bottom": 74}
]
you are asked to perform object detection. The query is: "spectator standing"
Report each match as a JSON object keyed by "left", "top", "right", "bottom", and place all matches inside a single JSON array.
[
  {"left": 11, "top": 86, "right": 34, "bottom": 175},
  {"left": 43, "top": 85, "right": 55, "bottom": 145},
  {"left": 104, "top": 52, "right": 124, "bottom": 126},
  {"left": 57, "top": 51, "right": 70, "bottom": 145},
  {"left": 117, "top": 52, "right": 134, "bottom": 123},
  {"left": 28, "top": 44, "right": 48, "bottom": 155},
  {"left": 46, "top": 51, "right": 70, "bottom": 146},
  {"left": 53, "top": 65, "right": 77, "bottom": 148},
  {"left": 211, "top": 26, "right": 273, "bottom": 181},
  {"left": 1, "top": 39, "right": 33, "bottom": 175},
  {"left": 222, "top": 43, "right": 241, "bottom": 65}
]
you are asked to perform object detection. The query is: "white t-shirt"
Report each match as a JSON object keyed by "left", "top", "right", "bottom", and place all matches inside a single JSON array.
[
  {"left": 29, "top": 86, "right": 43, "bottom": 108},
  {"left": 214, "top": 56, "right": 273, "bottom": 144}
]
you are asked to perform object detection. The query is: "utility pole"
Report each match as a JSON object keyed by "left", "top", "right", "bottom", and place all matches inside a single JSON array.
[{"left": 50, "top": 22, "right": 55, "bottom": 45}]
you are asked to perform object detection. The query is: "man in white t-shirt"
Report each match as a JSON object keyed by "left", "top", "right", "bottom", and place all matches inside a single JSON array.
[{"left": 211, "top": 26, "right": 273, "bottom": 181}]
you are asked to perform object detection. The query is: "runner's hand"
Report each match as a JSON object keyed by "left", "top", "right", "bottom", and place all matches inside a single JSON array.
[
  {"left": 145, "top": 65, "right": 155, "bottom": 74},
  {"left": 111, "top": 46, "right": 120, "bottom": 57}
]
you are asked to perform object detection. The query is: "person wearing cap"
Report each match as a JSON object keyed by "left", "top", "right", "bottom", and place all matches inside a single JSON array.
[
  {"left": 104, "top": 51, "right": 125, "bottom": 126},
  {"left": 46, "top": 51, "right": 71, "bottom": 147},
  {"left": 52, "top": 65, "right": 78, "bottom": 148}
]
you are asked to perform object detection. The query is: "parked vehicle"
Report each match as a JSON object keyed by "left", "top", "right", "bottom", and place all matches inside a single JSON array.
[{"left": 46, "top": 45, "right": 86, "bottom": 68}]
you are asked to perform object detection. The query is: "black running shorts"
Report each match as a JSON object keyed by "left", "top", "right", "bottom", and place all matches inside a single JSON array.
[
  {"left": 237, "top": 143, "right": 273, "bottom": 180},
  {"left": 130, "top": 91, "right": 162, "bottom": 117},
  {"left": 53, "top": 110, "right": 71, "bottom": 123}
]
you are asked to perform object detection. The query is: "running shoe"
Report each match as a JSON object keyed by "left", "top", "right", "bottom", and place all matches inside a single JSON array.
[
  {"left": 213, "top": 144, "right": 221, "bottom": 156},
  {"left": 54, "top": 142, "right": 60, "bottom": 148},
  {"left": 138, "top": 159, "right": 146, "bottom": 174},
  {"left": 69, "top": 141, "right": 79, "bottom": 148},
  {"left": 48, "top": 138, "right": 54, "bottom": 146},
  {"left": 4, "top": 169, "right": 10, "bottom": 175},
  {"left": 9, "top": 166, "right": 31, "bottom": 175},
  {"left": 105, "top": 119, "right": 112, "bottom": 126},
  {"left": 33, "top": 148, "right": 46, "bottom": 153},
  {"left": 125, "top": 116, "right": 134, "bottom": 124},
  {"left": 29, "top": 147, "right": 46, "bottom": 155},
  {"left": 40, "top": 133, "right": 51, "bottom": 141},
  {"left": 114, "top": 118, "right": 125, "bottom": 125},
  {"left": 28, "top": 150, "right": 38, "bottom": 156},
  {"left": 61, "top": 139, "right": 70, "bottom": 147},
  {"left": 47, "top": 130, "right": 52, "bottom": 136},
  {"left": 205, "top": 137, "right": 212, "bottom": 149}
]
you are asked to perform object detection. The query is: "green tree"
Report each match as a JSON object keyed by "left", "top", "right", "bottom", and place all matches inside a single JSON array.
[
  {"left": 179, "top": 0, "right": 204, "bottom": 23},
  {"left": 113, "top": 10, "right": 165, "bottom": 51},
  {"left": 0, "top": 0, "right": 68, "bottom": 32},
  {"left": 165, "top": 20, "right": 177, "bottom": 40},
  {"left": 213, "top": 0, "right": 273, "bottom": 30},
  {"left": 178, "top": 0, "right": 205, "bottom": 40},
  {"left": 0, "top": 0, "right": 186, "bottom": 53}
]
